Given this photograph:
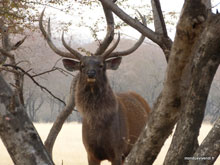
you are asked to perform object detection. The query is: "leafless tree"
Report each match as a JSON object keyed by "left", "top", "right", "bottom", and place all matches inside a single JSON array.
[
  {"left": 25, "top": 91, "right": 44, "bottom": 122},
  {"left": 0, "top": 19, "right": 54, "bottom": 164}
]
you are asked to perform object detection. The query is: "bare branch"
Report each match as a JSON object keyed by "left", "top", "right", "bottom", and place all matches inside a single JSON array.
[
  {"left": 32, "top": 67, "right": 73, "bottom": 78},
  {"left": 189, "top": 118, "right": 220, "bottom": 165},
  {"left": 98, "top": 0, "right": 161, "bottom": 45},
  {"left": 98, "top": 0, "right": 173, "bottom": 61},
  {"left": 3, "top": 64, "right": 66, "bottom": 106},
  {"left": 94, "top": 2, "right": 115, "bottom": 55},
  {"left": 32, "top": 68, "right": 59, "bottom": 77},
  {"left": 151, "top": 0, "right": 168, "bottom": 36},
  {"left": 0, "top": 66, "right": 19, "bottom": 74}
]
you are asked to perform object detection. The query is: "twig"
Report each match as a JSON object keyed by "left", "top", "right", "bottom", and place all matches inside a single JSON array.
[
  {"left": 0, "top": 66, "right": 19, "bottom": 74},
  {"left": 3, "top": 64, "right": 66, "bottom": 106},
  {"left": 32, "top": 68, "right": 58, "bottom": 77},
  {"left": 32, "top": 67, "right": 74, "bottom": 78},
  {"left": 52, "top": 57, "right": 75, "bottom": 77},
  {"left": 16, "top": 60, "right": 31, "bottom": 66}
]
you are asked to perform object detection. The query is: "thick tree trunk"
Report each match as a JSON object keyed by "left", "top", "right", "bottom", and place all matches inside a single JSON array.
[
  {"left": 0, "top": 74, "right": 54, "bottom": 165},
  {"left": 125, "top": 1, "right": 211, "bottom": 164},
  {"left": 189, "top": 117, "right": 220, "bottom": 165},
  {"left": 164, "top": 13, "right": 220, "bottom": 164}
]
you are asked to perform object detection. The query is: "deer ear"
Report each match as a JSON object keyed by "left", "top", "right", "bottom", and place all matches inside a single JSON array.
[
  {"left": 62, "top": 59, "right": 80, "bottom": 71},
  {"left": 105, "top": 57, "right": 122, "bottom": 70}
]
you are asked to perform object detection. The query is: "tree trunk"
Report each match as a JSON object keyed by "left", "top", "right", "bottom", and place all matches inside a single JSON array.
[
  {"left": 0, "top": 74, "right": 54, "bottom": 165},
  {"left": 44, "top": 79, "right": 76, "bottom": 157},
  {"left": 189, "top": 117, "right": 220, "bottom": 165},
  {"left": 164, "top": 12, "right": 220, "bottom": 164},
  {"left": 125, "top": 1, "right": 215, "bottom": 164}
]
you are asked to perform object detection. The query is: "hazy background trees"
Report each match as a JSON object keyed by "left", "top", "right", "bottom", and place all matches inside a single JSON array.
[
  {"left": 9, "top": 30, "right": 219, "bottom": 123},
  {"left": 1, "top": 0, "right": 219, "bottom": 123}
]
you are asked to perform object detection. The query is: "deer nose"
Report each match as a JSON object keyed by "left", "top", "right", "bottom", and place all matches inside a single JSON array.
[{"left": 87, "top": 70, "right": 96, "bottom": 78}]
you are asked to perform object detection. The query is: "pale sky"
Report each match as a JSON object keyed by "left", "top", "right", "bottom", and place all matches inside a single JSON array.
[{"left": 44, "top": 0, "right": 220, "bottom": 44}]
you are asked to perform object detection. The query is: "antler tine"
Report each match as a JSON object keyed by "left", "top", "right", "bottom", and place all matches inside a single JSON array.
[
  {"left": 61, "top": 32, "right": 83, "bottom": 60},
  {"left": 108, "top": 12, "right": 146, "bottom": 58},
  {"left": 101, "top": 32, "right": 120, "bottom": 59},
  {"left": 39, "top": 8, "right": 77, "bottom": 59}
]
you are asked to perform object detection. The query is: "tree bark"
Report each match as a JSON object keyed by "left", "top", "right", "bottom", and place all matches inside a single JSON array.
[
  {"left": 151, "top": 0, "right": 168, "bottom": 36},
  {"left": 189, "top": 117, "right": 220, "bottom": 165},
  {"left": 164, "top": 11, "right": 220, "bottom": 164},
  {"left": 44, "top": 79, "right": 76, "bottom": 157},
  {"left": 124, "top": 1, "right": 210, "bottom": 164},
  {"left": 0, "top": 74, "right": 54, "bottom": 165},
  {"left": 98, "top": 0, "right": 173, "bottom": 60},
  {"left": 94, "top": 2, "right": 114, "bottom": 55}
]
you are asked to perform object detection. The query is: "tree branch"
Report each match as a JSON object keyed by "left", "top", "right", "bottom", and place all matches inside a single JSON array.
[
  {"left": 98, "top": 0, "right": 160, "bottom": 43},
  {"left": 0, "top": 74, "right": 54, "bottom": 165},
  {"left": 98, "top": 0, "right": 172, "bottom": 61},
  {"left": 3, "top": 64, "right": 66, "bottom": 106},
  {"left": 125, "top": 0, "right": 209, "bottom": 164},
  {"left": 94, "top": 2, "right": 115, "bottom": 55},
  {"left": 164, "top": 12, "right": 220, "bottom": 164},
  {"left": 151, "top": 0, "right": 168, "bottom": 36},
  {"left": 189, "top": 117, "right": 220, "bottom": 165}
]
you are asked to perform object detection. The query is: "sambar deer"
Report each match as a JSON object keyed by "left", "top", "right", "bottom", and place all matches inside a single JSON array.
[{"left": 40, "top": 8, "right": 151, "bottom": 165}]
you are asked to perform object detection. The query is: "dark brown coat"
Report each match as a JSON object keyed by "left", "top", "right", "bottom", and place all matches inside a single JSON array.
[
  {"left": 66, "top": 56, "right": 151, "bottom": 165},
  {"left": 39, "top": 8, "right": 149, "bottom": 165}
]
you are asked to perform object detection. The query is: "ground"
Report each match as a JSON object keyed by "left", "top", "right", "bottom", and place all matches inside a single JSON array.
[{"left": 0, "top": 122, "right": 219, "bottom": 165}]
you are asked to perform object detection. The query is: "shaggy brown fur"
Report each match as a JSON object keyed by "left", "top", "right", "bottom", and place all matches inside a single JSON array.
[{"left": 63, "top": 56, "right": 151, "bottom": 165}]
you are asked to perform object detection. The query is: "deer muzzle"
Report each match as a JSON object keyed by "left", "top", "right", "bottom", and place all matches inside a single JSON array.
[{"left": 87, "top": 70, "right": 96, "bottom": 83}]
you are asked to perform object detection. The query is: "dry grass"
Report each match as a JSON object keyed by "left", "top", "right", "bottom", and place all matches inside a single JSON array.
[{"left": 0, "top": 123, "right": 219, "bottom": 165}]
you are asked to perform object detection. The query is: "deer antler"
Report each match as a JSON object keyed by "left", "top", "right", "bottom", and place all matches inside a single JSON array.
[
  {"left": 101, "top": 32, "right": 120, "bottom": 59},
  {"left": 107, "top": 12, "right": 146, "bottom": 58},
  {"left": 61, "top": 32, "right": 83, "bottom": 60},
  {"left": 39, "top": 8, "right": 80, "bottom": 60}
]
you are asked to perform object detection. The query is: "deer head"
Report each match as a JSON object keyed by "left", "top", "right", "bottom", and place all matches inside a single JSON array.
[{"left": 39, "top": 9, "right": 146, "bottom": 79}]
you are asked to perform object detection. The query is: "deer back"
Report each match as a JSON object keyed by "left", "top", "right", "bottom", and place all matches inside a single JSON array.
[{"left": 117, "top": 92, "right": 150, "bottom": 155}]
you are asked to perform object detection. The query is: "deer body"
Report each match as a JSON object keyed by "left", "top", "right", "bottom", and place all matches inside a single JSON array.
[
  {"left": 63, "top": 56, "right": 150, "bottom": 165},
  {"left": 80, "top": 91, "right": 150, "bottom": 164},
  {"left": 39, "top": 8, "right": 150, "bottom": 165}
]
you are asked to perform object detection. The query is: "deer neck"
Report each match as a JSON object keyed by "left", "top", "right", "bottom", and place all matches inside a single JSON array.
[{"left": 74, "top": 75, "right": 118, "bottom": 125}]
